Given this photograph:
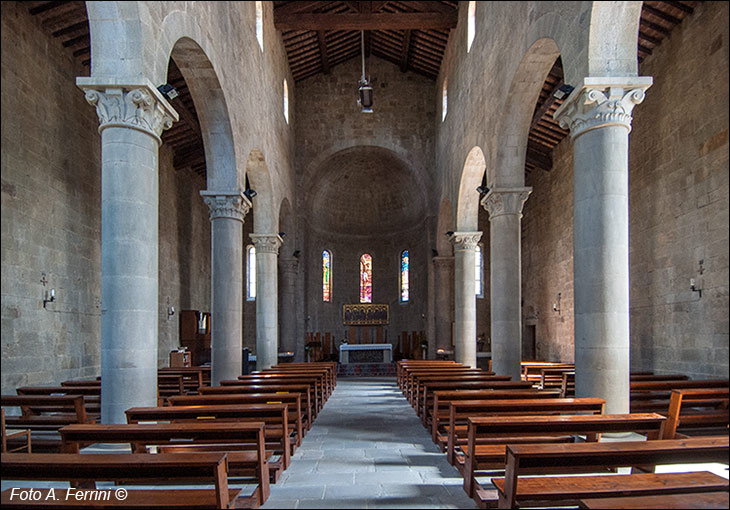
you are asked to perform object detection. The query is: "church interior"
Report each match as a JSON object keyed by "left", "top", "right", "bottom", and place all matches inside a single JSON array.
[{"left": 1, "top": 1, "right": 728, "bottom": 508}]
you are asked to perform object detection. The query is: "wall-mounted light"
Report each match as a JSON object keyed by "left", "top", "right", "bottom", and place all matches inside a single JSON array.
[
  {"left": 157, "top": 83, "right": 178, "bottom": 101},
  {"left": 445, "top": 231, "right": 454, "bottom": 237},
  {"left": 690, "top": 278, "right": 702, "bottom": 298},
  {"left": 357, "top": 31, "right": 374, "bottom": 113},
  {"left": 243, "top": 188, "right": 257, "bottom": 201},
  {"left": 292, "top": 250, "right": 301, "bottom": 258},
  {"left": 476, "top": 185, "right": 490, "bottom": 196},
  {"left": 552, "top": 292, "right": 561, "bottom": 314},
  {"left": 278, "top": 232, "right": 286, "bottom": 238},
  {"left": 43, "top": 288, "right": 55, "bottom": 308},
  {"left": 167, "top": 298, "right": 175, "bottom": 320},
  {"left": 553, "top": 83, "right": 574, "bottom": 100}
]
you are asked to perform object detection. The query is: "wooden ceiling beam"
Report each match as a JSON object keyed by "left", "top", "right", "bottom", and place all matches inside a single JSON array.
[
  {"left": 526, "top": 144, "right": 552, "bottom": 172},
  {"left": 399, "top": 29, "right": 412, "bottom": 72},
  {"left": 666, "top": 1, "right": 694, "bottom": 14},
  {"left": 274, "top": 12, "right": 458, "bottom": 31},
  {"left": 640, "top": 17, "right": 670, "bottom": 35},
  {"left": 530, "top": 80, "right": 563, "bottom": 131},
  {"left": 642, "top": 4, "right": 681, "bottom": 25},
  {"left": 389, "top": 1, "right": 455, "bottom": 15},
  {"left": 318, "top": 31, "right": 330, "bottom": 73},
  {"left": 274, "top": 1, "right": 332, "bottom": 16}
]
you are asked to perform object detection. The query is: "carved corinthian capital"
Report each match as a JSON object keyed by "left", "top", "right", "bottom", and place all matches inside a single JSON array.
[
  {"left": 200, "top": 191, "right": 251, "bottom": 222},
  {"left": 449, "top": 232, "right": 482, "bottom": 251},
  {"left": 481, "top": 187, "right": 532, "bottom": 220},
  {"left": 553, "top": 76, "right": 652, "bottom": 140},
  {"left": 77, "top": 79, "right": 179, "bottom": 145},
  {"left": 250, "top": 234, "right": 284, "bottom": 255}
]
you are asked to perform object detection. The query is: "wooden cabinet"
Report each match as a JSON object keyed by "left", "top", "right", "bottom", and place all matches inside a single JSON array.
[{"left": 179, "top": 310, "right": 211, "bottom": 366}]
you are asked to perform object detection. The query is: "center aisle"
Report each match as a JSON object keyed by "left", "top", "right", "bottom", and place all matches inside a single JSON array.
[{"left": 261, "top": 377, "right": 478, "bottom": 509}]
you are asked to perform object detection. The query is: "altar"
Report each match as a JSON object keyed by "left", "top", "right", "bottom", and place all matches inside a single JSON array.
[{"left": 339, "top": 343, "right": 392, "bottom": 364}]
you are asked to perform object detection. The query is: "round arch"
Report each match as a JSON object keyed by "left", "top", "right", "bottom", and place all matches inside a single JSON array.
[
  {"left": 435, "top": 196, "right": 454, "bottom": 256},
  {"left": 246, "top": 148, "right": 277, "bottom": 233},
  {"left": 455, "top": 146, "right": 487, "bottom": 231}
]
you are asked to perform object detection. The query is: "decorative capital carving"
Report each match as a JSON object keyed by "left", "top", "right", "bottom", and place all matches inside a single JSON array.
[
  {"left": 481, "top": 187, "right": 532, "bottom": 219},
  {"left": 553, "top": 76, "right": 652, "bottom": 140},
  {"left": 449, "top": 232, "right": 482, "bottom": 251},
  {"left": 250, "top": 233, "right": 284, "bottom": 255},
  {"left": 200, "top": 191, "right": 251, "bottom": 222},
  {"left": 78, "top": 80, "right": 179, "bottom": 145}
]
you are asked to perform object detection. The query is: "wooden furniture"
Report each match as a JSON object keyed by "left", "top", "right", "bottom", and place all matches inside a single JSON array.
[
  {"left": 1, "top": 408, "right": 30, "bottom": 453},
  {"left": 445, "top": 397, "right": 606, "bottom": 467},
  {"left": 59, "top": 421, "right": 270, "bottom": 503},
  {"left": 462, "top": 412, "right": 668, "bottom": 499},
  {"left": 663, "top": 387, "right": 729, "bottom": 439},
  {"left": 492, "top": 436, "right": 730, "bottom": 509},
  {"left": 418, "top": 380, "right": 533, "bottom": 421},
  {"left": 578, "top": 491, "right": 730, "bottom": 509},
  {"left": 199, "top": 385, "right": 313, "bottom": 428},
  {"left": 1, "top": 452, "right": 242, "bottom": 509},
  {"left": 170, "top": 349, "right": 191, "bottom": 368},
  {"left": 180, "top": 309, "right": 211, "bottom": 366}
]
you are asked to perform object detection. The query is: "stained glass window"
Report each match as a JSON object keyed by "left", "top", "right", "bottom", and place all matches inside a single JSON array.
[
  {"left": 400, "top": 250, "right": 410, "bottom": 302},
  {"left": 475, "top": 244, "right": 483, "bottom": 297},
  {"left": 323, "top": 250, "right": 331, "bottom": 302},
  {"left": 360, "top": 253, "right": 372, "bottom": 303},
  {"left": 247, "top": 245, "right": 256, "bottom": 300}
]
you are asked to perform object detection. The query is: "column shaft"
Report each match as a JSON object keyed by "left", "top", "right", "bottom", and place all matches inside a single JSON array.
[
  {"left": 432, "top": 257, "right": 454, "bottom": 353},
  {"left": 450, "top": 233, "right": 482, "bottom": 368},
  {"left": 279, "top": 257, "right": 298, "bottom": 354},
  {"left": 251, "top": 234, "right": 283, "bottom": 370}
]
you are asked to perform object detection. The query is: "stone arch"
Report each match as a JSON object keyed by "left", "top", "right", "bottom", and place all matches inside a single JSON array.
[
  {"left": 435, "top": 196, "right": 454, "bottom": 256},
  {"left": 455, "top": 146, "right": 487, "bottom": 231},
  {"left": 493, "top": 37, "right": 560, "bottom": 188},
  {"left": 246, "top": 149, "right": 277, "bottom": 233},
  {"left": 587, "top": 2, "right": 643, "bottom": 77},
  {"left": 86, "top": 1, "right": 147, "bottom": 78},
  {"left": 278, "top": 198, "right": 294, "bottom": 249}
]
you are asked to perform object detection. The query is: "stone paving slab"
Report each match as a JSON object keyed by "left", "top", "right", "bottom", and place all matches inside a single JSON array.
[{"left": 261, "top": 376, "right": 478, "bottom": 509}]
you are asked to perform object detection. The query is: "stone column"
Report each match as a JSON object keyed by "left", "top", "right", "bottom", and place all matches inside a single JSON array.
[
  {"left": 279, "top": 256, "right": 299, "bottom": 354},
  {"left": 554, "top": 77, "right": 652, "bottom": 414},
  {"left": 250, "top": 234, "right": 283, "bottom": 370},
  {"left": 450, "top": 233, "right": 482, "bottom": 368},
  {"left": 77, "top": 79, "right": 178, "bottom": 423},
  {"left": 432, "top": 256, "right": 454, "bottom": 353},
  {"left": 200, "top": 191, "right": 251, "bottom": 386},
  {"left": 482, "top": 188, "right": 531, "bottom": 381}
]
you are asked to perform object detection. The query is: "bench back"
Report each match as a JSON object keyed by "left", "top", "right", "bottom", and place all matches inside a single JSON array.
[
  {"left": 1, "top": 395, "right": 90, "bottom": 427},
  {"left": 663, "top": 387, "right": 729, "bottom": 439}
]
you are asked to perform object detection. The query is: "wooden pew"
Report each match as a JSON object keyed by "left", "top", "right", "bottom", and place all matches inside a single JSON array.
[
  {"left": 538, "top": 367, "right": 576, "bottom": 390},
  {"left": 16, "top": 386, "right": 102, "bottom": 419},
  {"left": 462, "top": 412, "right": 668, "bottom": 499},
  {"left": 125, "top": 403, "right": 293, "bottom": 470},
  {"left": 418, "top": 380, "right": 534, "bottom": 421},
  {"left": 578, "top": 491, "right": 729, "bottom": 509},
  {"left": 1, "top": 395, "right": 94, "bottom": 452},
  {"left": 1, "top": 408, "right": 31, "bottom": 453},
  {"left": 199, "top": 385, "right": 313, "bottom": 431},
  {"left": 492, "top": 436, "right": 730, "bottom": 509},
  {"left": 59, "top": 421, "right": 270, "bottom": 503},
  {"left": 663, "top": 388, "right": 729, "bottom": 439},
  {"left": 231, "top": 375, "right": 324, "bottom": 414},
  {"left": 430, "top": 389, "right": 561, "bottom": 446},
  {"left": 169, "top": 392, "right": 304, "bottom": 443},
  {"left": 396, "top": 360, "right": 461, "bottom": 388},
  {"left": 445, "top": 397, "right": 605, "bottom": 466},
  {"left": 159, "top": 366, "right": 211, "bottom": 388},
  {"left": 256, "top": 367, "right": 333, "bottom": 398},
  {"left": 404, "top": 369, "right": 488, "bottom": 403},
  {"left": 631, "top": 380, "right": 730, "bottom": 413},
  {"left": 265, "top": 362, "right": 337, "bottom": 392},
  {"left": 1, "top": 452, "right": 243, "bottom": 509}
]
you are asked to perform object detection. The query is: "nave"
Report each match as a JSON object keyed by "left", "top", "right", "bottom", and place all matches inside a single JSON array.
[{"left": 261, "top": 377, "right": 477, "bottom": 509}]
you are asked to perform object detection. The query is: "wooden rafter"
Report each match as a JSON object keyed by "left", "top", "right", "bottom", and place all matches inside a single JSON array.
[
  {"left": 318, "top": 31, "right": 330, "bottom": 73},
  {"left": 274, "top": 11, "right": 458, "bottom": 31},
  {"left": 400, "top": 29, "right": 412, "bottom": 72}
]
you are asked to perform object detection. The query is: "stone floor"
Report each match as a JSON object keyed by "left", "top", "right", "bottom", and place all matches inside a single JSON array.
[{"left": 261, "top": 376, "right": 478, "bottom": 509}]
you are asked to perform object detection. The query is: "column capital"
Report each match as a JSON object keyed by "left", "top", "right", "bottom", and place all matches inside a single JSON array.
[
  {"left": 77, "top": 77, "right": 179, "bottom": 145},
  {"left": 200, "top": 190, "right": 251, "bottom": 222},
  {"left": 449, "top": 232, "right": 482, "bottom": 251},
  {"left": 250, "top": 233, "right": 284, "bottom": 254},
  {"left": 553, "top": 76, "right": 652, "bottom": 140},
  {"left": 481, "top": 187, "right": 532, "bottom": 219}
]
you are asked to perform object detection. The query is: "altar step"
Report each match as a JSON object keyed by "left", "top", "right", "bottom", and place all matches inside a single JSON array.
[{"left": 337, "top": 362, "right": 396, "bottom": 377}]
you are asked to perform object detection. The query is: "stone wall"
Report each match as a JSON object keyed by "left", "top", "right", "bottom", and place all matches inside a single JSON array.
[
  {"left": 1, "top": 2, "right": 212, "bottom": 393},
  {"left": 519, "top": 1, "right": 729, "bottom": 378}
]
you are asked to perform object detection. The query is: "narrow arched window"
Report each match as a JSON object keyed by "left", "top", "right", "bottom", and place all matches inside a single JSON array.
[
  {"left": 247, "top": 245, "right": 256, "bottom": 300},
  {"left": 400, "top": 250, "right": 410, "bottom": 302},
  {"left": 467, "top": 1, "right": 477, "bottom": 52},
  {"left": 283, "top": 79, "right": 289, "bottom": 124},
  {"left": 255, "top": 1, "right": 264, "bottom": 51},
  {"left": 475, "top": 243, "right": 484, "bottom": 298},
  {"left": 323, "top": 250, "right": 332, "bottom": 302},
  {"left": 360, "top": 253, "right": 372, "bottom": 303},
  {"left": 441, "top": 78, "right": 448, "bottom": 121}
]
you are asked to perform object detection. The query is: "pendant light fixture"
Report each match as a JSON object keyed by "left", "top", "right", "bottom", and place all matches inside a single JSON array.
[{"left": 358, "top": 30, "right": 374, "bottom": 113}]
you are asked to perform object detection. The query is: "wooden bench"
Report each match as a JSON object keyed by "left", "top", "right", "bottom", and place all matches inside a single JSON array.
[
  {"left": 125, "top": 403, "right": 294, "bottom": 470},
  {"left": 201, "top": 384, "right": 313, "bottom": 428},
  {"left": 1, "top": 408, "right": 30, "bottom": 453},
  {"left": 258, "top": 367, "right": 334, "bottom": 397},
  {"left": 462, "top": 412, "right": 668, "bottom": 499},
  {"left": 16, "top": 386, "right": 101, "bottom": 418},
  {"left": 663, "top": 388, "right": 729, "bottom": 439},
  {"left": 59, "top": 421, "right": 270, "bottom": 503},
  {"left": 418, "top": 380, "right": 534, "bottom": 421},
  {"left": 631, "top": 380, "right": 730, "bottom": 413},
  {"left": 159, "top": 367, "right": 209, "bottom": 394},
  {"left": 578, "top": 491, "right": 729, "bottom": 509},
  {"left": 396, "top": 360, "right": 462, "bottom": 389},
  {"left": 403, "top": 368, "right": 485, "bottom": 402},
  {"left": 538, "top": 367, "right": 576, "bottom": 390},
  {"left": 168, "top": 392, "right": 304, "bottom": 442},
  {"left": 230, "top": 375, "right": 324, "bottom": 415},
  {"left": 445, "top": 398, "right": 605, "bottom": 466},
  {"left": 2, "top": 395, "right": 94, "bottom": 452},
  {"left": 1, "top": 452, "right": 243, "bottom": 509},
  {"left": 429, "top": 389, "right": 560, "bottom": 444},
  {"left": 492, "top": 436, "right": 730, "bottom": 509}
]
